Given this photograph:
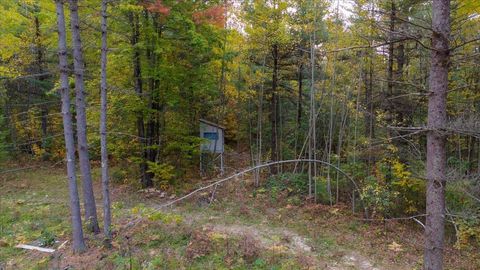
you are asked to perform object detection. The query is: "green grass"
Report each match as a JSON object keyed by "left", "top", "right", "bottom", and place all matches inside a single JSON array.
[
  {"left": 0, "top": 169, "right": 72, "bottom": 267},
  {"left": 1, "top": 167, "right": 478, "bottom": 269}
]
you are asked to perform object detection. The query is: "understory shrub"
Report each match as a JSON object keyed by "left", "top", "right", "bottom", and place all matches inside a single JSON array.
[{"left": 265, "top": 173, "right": 308, "bottom": 197}]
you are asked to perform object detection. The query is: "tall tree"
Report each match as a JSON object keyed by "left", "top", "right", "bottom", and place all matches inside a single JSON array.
[
  {"left": 69, "top": 0, "right": 100, "bottom": 233},
  {"left": 424, "top": 0, "right": 450, "bottom": 268},
  {"left": 243, "top": 0, "right": 294, "bottom": 175},
  {"left": 128, "top": 10, "right": 148, "bottom": 187},
  {"left": 55, "top": 0, "right": 86, "bottom": 253},
  {"left": 100, "top": 0, "right": 112, "bottom": 245}
]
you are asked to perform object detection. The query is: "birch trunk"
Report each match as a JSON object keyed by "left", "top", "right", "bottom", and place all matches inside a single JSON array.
[
  {"left": 100, "top": 0, "right": 112, "bottom": 245},
  {"left": 55, "top": 0, "right": 86, "bottom": 253},
  {"left": 424, "top": 0, "right": 450, "bottom": 269},
  {"left": 69, "top": 0, "right": 100, "bottom": 233}
]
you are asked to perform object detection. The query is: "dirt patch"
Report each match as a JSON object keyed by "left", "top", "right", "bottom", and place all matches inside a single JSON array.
[
  {"left": 185, "top": 228, "right": 214, "bottom": 260},
  {"left": 328, "top": 252, "right": 382, "bottom": 270},
  {"left": 200, "top": 222, "right": 384, "bottom": 270}
]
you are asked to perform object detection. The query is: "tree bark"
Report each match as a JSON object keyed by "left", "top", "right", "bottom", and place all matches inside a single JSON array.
[
  {"left": 387, "top": 1, "right": 395, "bottom": 99},
  {"left": 129, "top": 12, "right": 149, "bottom": 187},
  {"left": 69, "top": 0, "right": 100, "bottom": 233},
  {"left": 270, "top": 44, "right": 279, "bottom": 174},
  {"left": 55, "top": 0, "right": 86, "bottom": 253},
  {"left": 364, "top": 51, "right": 375, "bottom": 171},
  {"left": 143, "top": 11, "right": 161, "bottom": 188},
  {"left": 100, "top": 0, "right": 112, "bottom": 245},
  {"left": 295, "top": 61, "right": 303, "bottom": 157},
  {"left": 424, "top": 0, "right": 450, "bottom": 269}
]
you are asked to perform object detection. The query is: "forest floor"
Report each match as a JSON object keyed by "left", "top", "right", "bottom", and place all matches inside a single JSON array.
[{"left": 0, "top": 164, "right": 478, "bottom": 270}]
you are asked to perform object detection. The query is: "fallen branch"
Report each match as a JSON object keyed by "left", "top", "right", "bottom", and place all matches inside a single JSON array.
[
  {"left": 125, "top": 159, "right": 362, "bottom": 229},
  {"left": 157, "top": 159, "right": 361, "bottom": 210},
  {"left": 15, "top": 244, "right": 55, "bottom": 253},
  {"left": 57, "top": 240, "right": 68, "bottom": 250}
]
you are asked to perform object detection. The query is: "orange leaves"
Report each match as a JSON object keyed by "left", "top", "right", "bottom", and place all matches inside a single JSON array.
[
  {"left": 192, "top": 5, "right": 225, "bottom": 28},
  {"left": 145, "top": 0, "right": 170, "bottom": 16},
  {"left": 142, "top": 1, "right": 226, "bottom": 27}
]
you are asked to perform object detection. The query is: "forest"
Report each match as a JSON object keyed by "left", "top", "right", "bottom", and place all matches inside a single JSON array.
[{"left": 0, "top": 0, "right": 479, "bottom": 269}]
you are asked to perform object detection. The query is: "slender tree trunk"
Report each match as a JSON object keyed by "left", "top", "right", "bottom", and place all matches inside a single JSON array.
[
  {"left": 270, "top": 44, "right": 279, "bottom": 175},
  {"left": 364, "top": 5, "right": 376, "bottom": 175},
  {"left": 143, "top": 12, "right": 161, "bottom": 188},
  {"left": 69, "top": 0, "right": 100, "bottom": 233},
  {"left": 387, "top": 1, "right": 395, "bottom": 100},
  {"left": 308, "top": 3, "right": 317, "bottom": 192},
  {"left": 255, "top": 57, "right": 266, "bottom": 186},
  {"left": 55, "top": 0, "right": 86, "bottom": 253},
  {"left": 100, "top": 0, "right": 112, "bottom": 246},
  {"left": 295, "top": 61, "right": 303, "bottom": 157},
  {"left": 129, "top": 12, "right": 148, "bottom": 187},
  {"left": 326, "top": 55, "right": 336, "bottom": 206},
  {"left": 308, "top": 26, "right": 317, "bottom": 199},
  {"left": 336, "top": 90, "right": 349, "bottom": 204},
  {"left": 364, "top": 51, "right": 375, "bottom": 172},
  {"left": 385, "top": 1, "right": 396, "bottom": 183},
  {"left": 424, "top": 0, "right": 450, "bottom": 269}
]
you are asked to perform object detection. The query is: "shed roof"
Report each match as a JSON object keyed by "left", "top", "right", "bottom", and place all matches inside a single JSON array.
[{"left": 199, "top": 119, "right": 226, "bottom": 130}]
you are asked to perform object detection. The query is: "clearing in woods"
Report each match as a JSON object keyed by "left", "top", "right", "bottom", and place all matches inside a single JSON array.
[{"left": 0, "top": 165, "right": 476, "bottom": 269}]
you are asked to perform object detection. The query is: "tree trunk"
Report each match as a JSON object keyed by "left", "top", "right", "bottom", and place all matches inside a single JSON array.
[
  {"left": 129, "top": 12, "right": 148, "bottom": 187},
  {"left": 308, "top": 29, "right": 317, "bottom": 198},
  {"left": 295, "top": 61, "right": 303, "bottom": 157},
  {"left": 55, "top": 0, "right": 86, "bottom": 253},
  {"left": 69, "top": 0, "right": 100, "bottom": 233},
  {"left": 385, "top": 1, "right": 396, "bottom": 183},
  {"left": 424, "top": 0, "right": 450, "bottom": 269},
  {"left": 364, "top": 51, "right": 374, "bottom": 171},
  {"left": 387, "top": 1, "right": 395, "bottom": 100},
  {"left": 255, "top": 57, "right": 266, "bottom": 186},
  {"left": 270, "top": 44, "right": 279, "bottom": 174},
  {"left": 100, "top": 0, "right": 112, "bottom": 246},
  {"left": 143, "top": 11, "right": 161, "bottom": 188}
]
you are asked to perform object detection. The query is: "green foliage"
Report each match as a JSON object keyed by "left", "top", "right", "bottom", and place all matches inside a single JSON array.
[
  {"left": 357, "top": 158, "right": 425, "bottom": 217},
  {"left": 313, "top": 177, "right": 334, "bottom": 205},
  {"left": 1, "top": 0, "right": 480, "bottom": 256},
  {"left": 111, "top": 252, "right": 141, "bottom": 270},
  {"left": 146, "top": 161, "right": 176, "bottom": 189},
  {"left": 39, "top": 229, "right": 55, "bottom": 247},
  {"left": 266, "top": 173, "right": 308, "bottom": 195},
  {"left": 148, "top": 211, "right": 183, "bottom": 225},
  {"left": 341, "top": 162, "right": 367, "bottom": 183},
  {"left": 455, "top": 213, "right": 480, "bottom": 250},
  {"left": 110, "top": 167, "right": 128, "bottom": 184},
  {"left": 390, "top": 160, "right": 425, "bottom": 215},
  {"left": 360, "top": 176, "right": 398, "bottom": 218}
]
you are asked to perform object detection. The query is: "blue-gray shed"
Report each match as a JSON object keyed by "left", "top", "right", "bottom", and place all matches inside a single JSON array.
[
  {"left": 199, "top": 119, "right": 225, "bottom": 175},
  {"left": 199, "top": 119, "right": 225, "bottom": 153}
]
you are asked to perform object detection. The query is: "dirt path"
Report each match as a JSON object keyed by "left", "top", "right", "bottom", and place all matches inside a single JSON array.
[
  {"left": 211, "top": 223, "right": 383, "bottom": 270},
  {"left": 179, "top": 210, "right": 384, "bottom": 270}
]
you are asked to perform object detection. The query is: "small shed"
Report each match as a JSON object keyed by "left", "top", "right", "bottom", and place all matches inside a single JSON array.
[
  {"left": 199, "top": 119, "right": 225, "bottom": 175},
  {"left": 199, "top": 119, "right": 225, "bottom": 153}
]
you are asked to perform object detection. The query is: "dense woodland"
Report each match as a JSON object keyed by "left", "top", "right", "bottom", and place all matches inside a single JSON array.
[{"left": 0, "top": 0, "right": 479, "bottom": 269}]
